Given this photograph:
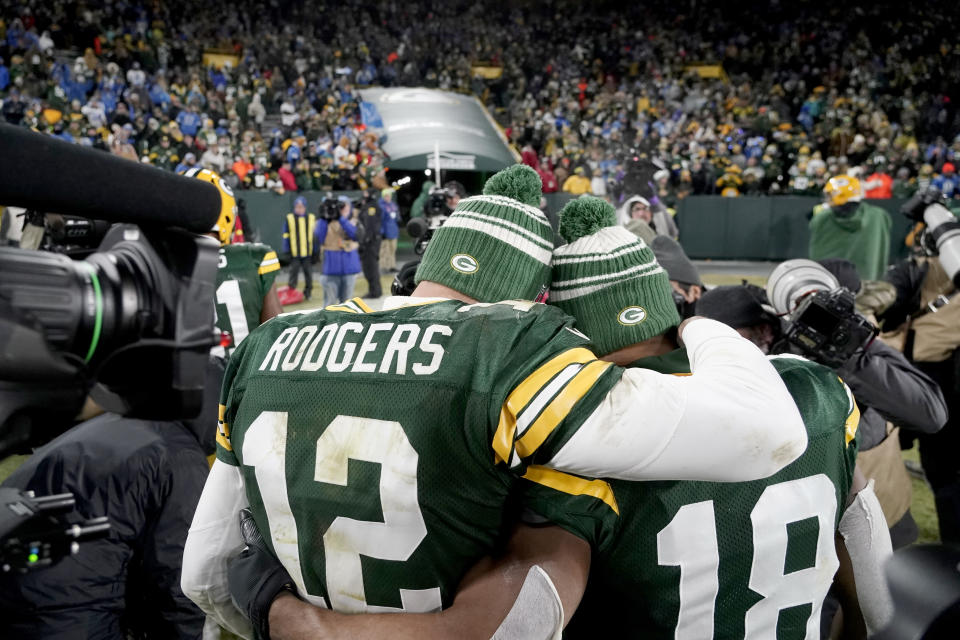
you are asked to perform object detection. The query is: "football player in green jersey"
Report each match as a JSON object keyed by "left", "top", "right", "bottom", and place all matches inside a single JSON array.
[
  {"left": 183, "top": 167, "right": 810, "bottom": 638},
  {"left": 524, "top": 198, "right": 893, "bottom": 639},
  {"left": 182, "top": 167, "right": 283, "bottom": 356}
]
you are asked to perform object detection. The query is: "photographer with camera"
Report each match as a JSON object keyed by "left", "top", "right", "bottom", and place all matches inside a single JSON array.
[
  {"left": 878, "top": 187, "right": 960, "bottom": 543},
  {"left": 282, "top": 196, "right": 320, "bottom": 300},
  {"left": 699, "top": 259, "right": 948, "bottom": 548},
  {"left": 317, "top": 195, "right": 361, "bottom": 305}
]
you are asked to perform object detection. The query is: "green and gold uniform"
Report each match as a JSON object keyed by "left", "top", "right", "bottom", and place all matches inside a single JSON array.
[
  {"left": 213, "top": 243, "right": 280, "bottom": 358},
  {"left": 525, "top": 350, "right": 860, "bottom": 640},
  {"left": 215, "top": 299, "right": 622, "bottom": 613}
]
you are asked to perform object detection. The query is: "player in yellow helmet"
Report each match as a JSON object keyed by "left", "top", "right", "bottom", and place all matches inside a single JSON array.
[
  {"left": 182, "top": 167, "right": 282, "bottom": 357},
  {"left": 810, "top": 174, "right": 891, "bottom": 280}
]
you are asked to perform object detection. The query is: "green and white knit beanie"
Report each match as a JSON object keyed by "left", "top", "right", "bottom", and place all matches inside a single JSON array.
[
  {"left": 551, "top": 196, "right": 680, "bottom": 355},
  {"left": 415, "top": 164, "right": 553, "bottom": 302}
]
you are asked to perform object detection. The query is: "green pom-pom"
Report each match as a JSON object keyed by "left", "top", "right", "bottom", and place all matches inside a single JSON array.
[
  {"left": 558, "top": 196, "right": 617, "bottom": 242},
  {"left": 483, "top": 164, "right": 542, "bottom": 207}
]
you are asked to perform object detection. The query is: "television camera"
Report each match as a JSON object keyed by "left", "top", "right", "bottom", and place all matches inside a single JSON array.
[{"left": 0, "top": 124, "right": 223, "bottom": 571}]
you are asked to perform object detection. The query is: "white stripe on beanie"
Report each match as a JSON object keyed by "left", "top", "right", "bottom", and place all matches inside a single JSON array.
[
  {"left": 549, "top": 266, "right": 666, "bottom": 302},
  {"left": 440, "top": 216, "right": 553, "bottom": 265},
  {"left": 460, "top": 195, "right": 552, "bottom": 228},
  {"left": 552, "top": 260, "right": 664, "bottom": 290},
  {"left": 551, "top": 241, "right": 650, "bottom": 265},
  {"left": 454, "top": 210, "right": 554, "bottom": 251}
]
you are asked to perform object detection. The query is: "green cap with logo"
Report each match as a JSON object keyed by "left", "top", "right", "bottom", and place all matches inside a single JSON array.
[
  {"left": 415, "top": 164, "right": 553, "bottom": 302},
  {"left": 551, "top": 196, "right": 680, "bottom": 355}
]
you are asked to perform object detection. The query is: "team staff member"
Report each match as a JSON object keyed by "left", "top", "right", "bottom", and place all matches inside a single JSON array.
[
  {"left": 358, "top": 192, "right": 383, "bottom": 299},
  {"left": 282, "top": 196, "right": 319, "bottom": 300}
]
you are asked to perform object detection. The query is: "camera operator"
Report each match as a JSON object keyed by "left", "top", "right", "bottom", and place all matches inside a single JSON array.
[
  {"left": 698, "top": 260, "right": 948, "bottom": 548},
  {"left": 317, "top": 195, "right": 361, "bottom": 305},
  {"left": 282, "top": 196, "right": 320, "bottom": 300},
  {"left": 879, "top": 188, "right": 960, "bottom": 543},
  {"left": 0, "top": 356, "right": 225, "bottom": 640}
]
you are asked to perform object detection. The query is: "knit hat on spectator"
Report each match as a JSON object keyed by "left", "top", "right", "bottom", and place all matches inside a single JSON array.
[
  {"left": 551, "top": 196, "right": 680, "bottom": 355},
  {"left": 415, "top": 164, "right": 553, "bottom": 302}
]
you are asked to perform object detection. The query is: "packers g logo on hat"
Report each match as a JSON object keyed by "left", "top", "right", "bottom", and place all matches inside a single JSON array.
[
  {"left": 450, "top": 254, "right": 478, "bottom": 274},
  {"left": 618, "top": 306, "right": 647, "bottom": 325}
]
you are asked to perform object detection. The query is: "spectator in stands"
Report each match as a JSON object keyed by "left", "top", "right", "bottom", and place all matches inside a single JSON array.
[
  {"left": 277, "top": 160, "right": 297, "bottom": 192},
  {"left": 562, "top": 166, "right": 592, "bottom": 194},
  {"left": 933, "top": 163, "right": 959, "bottom": 199}
]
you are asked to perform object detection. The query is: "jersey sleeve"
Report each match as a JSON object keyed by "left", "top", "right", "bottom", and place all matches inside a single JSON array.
[
  {"left": 485, "top": 304, "right": 623, "bottom": 472},
  {"left": 215, "top": 336, "right": 249, "bottom": 466},
  {"left": 250, "top": 243, "right": 281, "bottom": 297},
  {"left": 519, "top": 467, "right": 620, "bottom": 551}
]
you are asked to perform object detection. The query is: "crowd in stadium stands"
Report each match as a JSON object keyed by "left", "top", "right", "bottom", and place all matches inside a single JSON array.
[{"left": 2, "top": 0, "right": 960, "bottom": 205}]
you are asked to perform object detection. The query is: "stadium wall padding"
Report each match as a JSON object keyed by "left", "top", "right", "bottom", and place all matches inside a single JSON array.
[
  {"left": 677, "top": 196, "right": 917, "bottom": 264},
  {"left": 240, "top": 192, "right": 917, "bottom": 266}
]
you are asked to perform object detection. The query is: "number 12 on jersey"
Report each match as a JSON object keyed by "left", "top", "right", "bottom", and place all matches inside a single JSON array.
[
  {"left": 242, "top": 411, "right": 442, "bottom": 613},
  {"left": 657, "top": 475, "right": 839, "bottom": 639}
]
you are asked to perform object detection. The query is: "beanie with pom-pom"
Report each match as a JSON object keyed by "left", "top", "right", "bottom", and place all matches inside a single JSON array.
[
  {"left": 551, "top": 196, "right": 679, "bottom": 354},
  {"left": 416, "top": 164, "right": 553, "bottom": 302}
]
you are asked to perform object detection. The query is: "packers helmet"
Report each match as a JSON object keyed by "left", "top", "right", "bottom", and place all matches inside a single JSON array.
[
  {"left": 182, "top": 167, "right": 236, "bottom": 244},
  {"left": 823, "top": 174, "right": 862, "bottom": 207}
]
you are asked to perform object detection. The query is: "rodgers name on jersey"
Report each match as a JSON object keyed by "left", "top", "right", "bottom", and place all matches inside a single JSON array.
[
  {"left": 216, "top": 298, "right": 621, "bottom": 614},
  {"left": 214, "top": 243, "right": 280, "bottom": 357}
]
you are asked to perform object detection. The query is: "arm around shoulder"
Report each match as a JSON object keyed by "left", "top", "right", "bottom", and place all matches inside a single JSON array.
[{"left": 546, "top": 318, "right": 807, "bottom": 482}]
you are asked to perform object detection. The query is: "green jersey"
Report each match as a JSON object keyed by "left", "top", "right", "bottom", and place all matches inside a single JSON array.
[
  {"left": 213, "top": 243, "right": 280, "bottom": 358},
  {"left": 524, "top": 350, "right": 860, "bottom": 640},
  {"left": 216, "top": 298, "right": 622, "bottom": 613}
]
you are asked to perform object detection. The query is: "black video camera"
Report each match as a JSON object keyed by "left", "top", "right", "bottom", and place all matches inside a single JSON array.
[
  {"left": 0, "top": 125, "right": 225, "bottom": 571},
  {"left": 423, "top": 186, "right": 454, "bottom": 218},
  {"left": 321, "top": 197, "right": 343, "bottom": 221}
]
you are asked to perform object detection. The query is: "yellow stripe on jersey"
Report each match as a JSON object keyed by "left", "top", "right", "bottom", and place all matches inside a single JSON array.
[
  {"left": 845, "top": 398, "right": 861, "bottom": 446},
  {"left": 217, "top": 403, "right": 232, "bottom": 451},
  {"left": 492, "top": 348, "right": 595, "bottom": 465},
  {"left": 838, "top": 378, "right": 860, "bottom": 446},
  {"left": 349, "top": 297, "right": 374, "bottom": 313},
  {"left": 258, "top": 251, "right": 281, "bottom": 274},
  {"left": 523, "top": 465, "right": 619, "bottom": 515},
  {"left": 514, "top": 360, "right": 613, "bottom": 458},
  {"left": 325, "top": 300, "right": 368, "bottom": 314}
]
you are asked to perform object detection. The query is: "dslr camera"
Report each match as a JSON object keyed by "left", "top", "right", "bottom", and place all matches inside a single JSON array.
[{"left": 766, "top": 259, "right": 878, "bottom": 367}]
